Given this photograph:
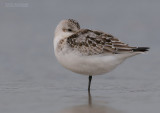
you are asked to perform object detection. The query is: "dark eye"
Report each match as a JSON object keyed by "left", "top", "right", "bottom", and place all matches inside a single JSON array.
[{"left": 68, "top": 29, "right": 72, "bottom": 32}]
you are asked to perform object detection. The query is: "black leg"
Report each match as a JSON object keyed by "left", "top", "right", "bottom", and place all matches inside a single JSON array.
[{"left": 88, "top": 75, "right": 92, "bottom": 91}]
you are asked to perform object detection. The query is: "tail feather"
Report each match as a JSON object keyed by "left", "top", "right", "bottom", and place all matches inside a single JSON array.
[{"left": 132, "top": 47, "right": 150, "bottom": 52}]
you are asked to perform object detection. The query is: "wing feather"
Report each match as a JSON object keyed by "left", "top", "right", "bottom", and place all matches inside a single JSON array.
[{"left": 67, "top": 29, "right": 136, "bottom": 55}]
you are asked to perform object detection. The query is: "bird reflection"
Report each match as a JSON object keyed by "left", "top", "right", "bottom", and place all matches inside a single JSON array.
[
  {"left": 88, "top": 90, "right": 92, "bottom": 107},
  {"left": 58, "top": 90, "right": 121, "bottom": 113}
]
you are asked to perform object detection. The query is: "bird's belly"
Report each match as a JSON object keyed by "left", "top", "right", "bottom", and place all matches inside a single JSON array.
[{"left": 55, "top": 52, "right": 125, "bottom": 75}]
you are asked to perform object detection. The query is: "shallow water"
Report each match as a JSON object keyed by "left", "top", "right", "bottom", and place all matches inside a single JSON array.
[
  {"left": 0, "top": 74, "right": 160, "bottom": 113},
  {"left": 0, "top": 0, "right": 160, "bottom": 113}
]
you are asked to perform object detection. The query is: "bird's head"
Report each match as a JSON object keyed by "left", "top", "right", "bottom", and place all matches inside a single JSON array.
[{"left": 55, "top": 19, "right": 80, "bottom": 37}]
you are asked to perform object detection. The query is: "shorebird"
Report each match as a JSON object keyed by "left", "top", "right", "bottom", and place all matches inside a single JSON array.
[{"left": 54, "top": 19, "right": 149, "bottom": 91}]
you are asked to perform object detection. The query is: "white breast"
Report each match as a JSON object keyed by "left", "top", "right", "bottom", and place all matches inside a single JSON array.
[{"left": 55, "top": 50, "right": 127, "bottom": 75}]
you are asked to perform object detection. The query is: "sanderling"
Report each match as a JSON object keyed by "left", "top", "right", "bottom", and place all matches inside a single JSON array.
[{"left": 54, "top": 19, "right": 149, "bottom": 91}]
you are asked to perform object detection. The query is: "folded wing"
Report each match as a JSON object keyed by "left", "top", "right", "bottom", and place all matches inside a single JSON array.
[{"left": 67, "top": 29, "right": 149, "bottom": 55}]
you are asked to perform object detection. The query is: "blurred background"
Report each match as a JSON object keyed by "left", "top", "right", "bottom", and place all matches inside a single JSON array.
[{"left": 0, "top": 0, "right": 160, "bottom": 113}]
